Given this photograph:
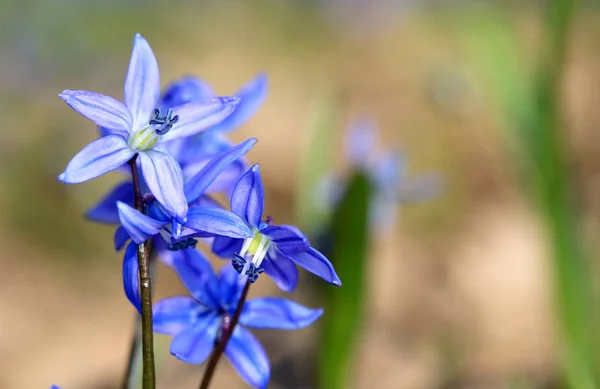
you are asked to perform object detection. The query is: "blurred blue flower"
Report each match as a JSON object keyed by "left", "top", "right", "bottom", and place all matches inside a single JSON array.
[
  {"left": 318, "top": 118, "right": 441, "bottom": 232},
  {"left": 116, "top": 139, "right": 257, "bottom": 311},
  {"left": 154, "top": 249, "right": 323, "bottom": 389},
  {"left": 212, "top": 164, "right": 341, "bottom": 292},
  {"left": 58, "top": 33, "right": 240, "bottom": 219}
]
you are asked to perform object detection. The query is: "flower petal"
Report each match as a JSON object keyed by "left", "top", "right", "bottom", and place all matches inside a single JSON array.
[
  {"left": 225, "top": 327, "right": 270, "bottom": 389},
  {"left": 261, "top": 225, "right": 309, "bottom": 255},
  {"left": 211, "top": 73, "right": 268, "bottom": 133},
  {"left": 154, "top": 296, "right": 212, "bottom": 336},
  {"left": 184, "top": 138, "right": 257, "bottom": 203},
  {"left": 170, "top": 314, "right": 220, "bottom": 364},
  {"left": 59, "top": 90, "right": 132, "bottom": 132},
  {"left": 58, "top": 135, "right": 134, "bottom": 183},
  {"left": 172, "top": 248, "right": 221, "bottom": 309},
  {"left": 240, "top": 297, "right": 323, "bottom": 330},
  {"left": 123, "top": 241, "right": 141, "bottom": 313},
  {"left": 114, "top": 225, "right": 130, "bottom": 251},
  {"left": 261, "top": 250, "right": 299, "bottom": 292},
  {"left": 85, "top": 181, "right": 134, "bottom": 224},
  {"left": 211, "top": 236, "right": 243, "bottom": 259},
  {"left": 286, "top": 247, "right": 341, "bottom": 286},
  {"left": 218, "top": 265, "right": 246, "bottom": 310},
  {"left": 117, "top": 201, "right": 165, "bottom": 244},
  {"left": 160, "top": 76, "right": 215, "bottom": 109},
  {"left": 139, "top": 149, "right": 187, "bottom": 219},
  {"left": 346, "top": 117, "right": 378, "bottom": 168},
  {"left": 183, "top": 207, "right": 252, "bottom": 239},
  {"left": 124, "top": 34, "right": 160, "bottom": 129},
  {"left": 184, "top": 157, "right": 248, "bottom": 197},
  {"left": 160, "top": 97, "right": 240, "bottom": 142},
  {"left": 231, "top": 164, "right": 264, "bottom": 227}
]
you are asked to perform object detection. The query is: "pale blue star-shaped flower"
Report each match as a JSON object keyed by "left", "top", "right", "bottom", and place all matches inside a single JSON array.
[
  {"left": 58, "top": 33, "right": 240, "bottom": 219},
  {"left": 154, "top": 248, "right": 323, "bottom": 389}
]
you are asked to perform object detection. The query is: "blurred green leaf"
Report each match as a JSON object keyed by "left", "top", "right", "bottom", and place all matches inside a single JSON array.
[{"left": 317, "top": 172, "right": 371, "bottom": 389}]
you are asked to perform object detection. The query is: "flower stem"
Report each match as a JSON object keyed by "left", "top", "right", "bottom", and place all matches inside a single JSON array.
[
  {"left": 128, "top": 156, "right": 156, "bottom": 389},
  {"left": 198, "top": 280, "right": 251, "bottom": 389}
]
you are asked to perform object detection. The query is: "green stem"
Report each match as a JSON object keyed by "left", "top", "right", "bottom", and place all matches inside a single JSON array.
[
  {"left": 198, "top": 280, "right": 251, "bottom": 389},
  {"left": 128, "top": 157, "right": 156, "bottom": 389}
]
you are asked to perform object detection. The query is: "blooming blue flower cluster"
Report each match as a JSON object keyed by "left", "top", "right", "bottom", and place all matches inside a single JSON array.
[{"left": 58, "top": 33, "right": 340, "bottom": 388}]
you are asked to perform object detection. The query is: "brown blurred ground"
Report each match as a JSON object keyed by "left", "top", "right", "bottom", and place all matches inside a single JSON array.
[{"left": 1, "top": 2, "right": 600, "bottom": 388}]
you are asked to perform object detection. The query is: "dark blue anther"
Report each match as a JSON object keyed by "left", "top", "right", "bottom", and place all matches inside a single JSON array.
[
  {"left": 245, "top": 263, "right": 264, "bottom": 283},
  {"left": 149, "top": 106, "right": 179, "bottom": 135},
  {"left": 232, "top": 254, "right": 246, "bottom": 273},
  {"left": 166, "top": 238, "right": 198, "bottom": 251}
]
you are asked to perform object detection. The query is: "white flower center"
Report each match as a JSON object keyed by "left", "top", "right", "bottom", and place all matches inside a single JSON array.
[{"left": 239, "top": 230, "right": 272, "bottom": 270}]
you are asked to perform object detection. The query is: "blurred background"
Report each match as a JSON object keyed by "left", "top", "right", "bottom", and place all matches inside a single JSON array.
[{"left": 2, "top": 0, "right": 600, "bottom": 388}]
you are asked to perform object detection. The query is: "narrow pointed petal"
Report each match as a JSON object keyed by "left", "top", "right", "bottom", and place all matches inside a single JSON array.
[
  {"left": 183, "top": 207, "right": 252, "bottom": 239},
  {"left": 240, "top": 297, "right": 323, "bottom": 330},
  {"left": 184, "top": 158, "right": 247, "bottom": 197},
  {"left": 286, "top": 247, "right": 341, "bottom": 286},
  {"left": 261, "top": 225, "right": 309, "bottom": 255},
  {"left": 58, "top": 135, "right": 134, "bottom": 183},
  {"left": 261, "top": 250, "right": 299, "bottom": 292},
  {"left": 231, "top": 164, "right": 264, "bottom": 227},
  {"left": 218, "top": 265, "right": 246, "bottom": 309},
  {"left": 123, "top": 242, "right": 141, "bottom": 313},
  {"left": 117, "top": 201, "right": 165, "bottom": 244},
  {"left": 212, "top": 73, "right": 268, "bottom": 133},
  {"left": 225, "top": 327, "right": 270, "bottom": 389},
  {"left": 85, "top": 181, "right": 134, "bottom": 224},
  {"left": 170, "top": 314, "right": 220, "bottom": 364},
  {"left": 139, "top": 149, "right": 187, "bottom": 219},
  {"left": 154, "top": 296, "right": 212, "bottom": 335},
  {"left": 59, "top": 90, "right": 132, "bottom": 133},
  {"left": 184, "top": 138, "right": 257, "bottom": 203},
  {"left": 160, "top": 97, "right": 241, "bottom": 142},
  {"left": 172, "top": 248, "right": 221, "bottom": 308},
  {"left": 212, "top": 236, "right": 243, "bottom": 259},
  {"left": 124, "top": 34, "right": 160, "bottom": 129},
  {"left": 114, "top": 225, "right": 130, "bottom": 251},
  {"left": 160, "top": 76, "right": 214, "bottom": 109}
]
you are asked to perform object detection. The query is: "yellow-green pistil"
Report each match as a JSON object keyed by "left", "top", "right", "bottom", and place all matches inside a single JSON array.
[
  {"left": 238, "top": 230, "right": 272, "bottom": 277},
  {"left": 129, "top": 107, "right": 179, "bottom": 151}
]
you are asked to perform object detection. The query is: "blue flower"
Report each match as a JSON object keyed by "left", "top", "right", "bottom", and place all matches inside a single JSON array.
[
  {"left": 212, "top": 164, "right": 341, "bottom": 292},
  {"left": 116, "top": 139, "right": 257, "bottom": 311},
  {"left": 58, "top": 33, "right": 240, "bottom": 219},
  {"left": 317, "top": 118, "right": 441, "bottom": 232},
  {"left": 153, "top": 249, "right": 323, "bottom": 389},
  {"left": 86, "top": 73, "right": 268, "bottom": 226}
]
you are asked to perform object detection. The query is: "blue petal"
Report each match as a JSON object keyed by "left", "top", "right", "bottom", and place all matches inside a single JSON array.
[
  {"left": 170, "top": 314, "right": 220, "bottom": 364},
  {"left": 218, "top": 265, "right": 247, "bottom": 309},
  {"left": 189, "top": 194, "right": 222, "bottom": 209},
  {"left": 160, "top": 97, "right": 241, "bottom": 142},
  {"left": 85, "top": 181, "right": 134, "bottom": 224},
  {"left": 172, "top": 248, "right": 221, "bottom": 309},
  {"left": 183, "top": 207, "right": 253, "bottom": 239},
  {"left": 346, "top": 117, "right": 378, "bottom": 168},
  {"left": 139, "top": 149, "right": 187, "bottom": 219},
  {"left": 160, "top": 76, "right": 214, "bottom": 109},
  {"left": 176, "top": 130, "right": 233, "bottom": 168},
  {"left": 184, "top": 156, "right": 248, "bottom": 198},
  {"left": 146, "top": 201, "right": 172, "bottom": 224},
  {"left": 59, "top": 90, "right": 132, "bottom": 134},
  {"left": 240, "top": 297, "right": 323, "bottom": 330},
  {"left": 184, "top": 138, "right": 257, "bottom": 203},
  {"left": 117, "top": 201, "right": 165, "bottom": 245},
  {"left": 286, "top": 248, "right": 341, "bottom": 286},
  {"left": 154, "top": 296, "right": 212, "bottom": 335},
  {"left": 231, "top": 164, "right": 264, "bottom": 227},
  {"left": 114, "top": 225, "right": 130, "bottom": 251},
  {"left": 212, "top": 236, "right": 243, "bottom": 258},
  {"left": 225, "top": 327, "right": 270, "bottom": 389},
  {"left": 211, "top": 73, "right": 268, "bottom": 133},
  {"left": 58, "top": 135, "right": 135, "bottom": 183},
  {"left": 124, "top": 33, "right": 160, "bottom": 129},
  {"left": 261, "top": 249, "right": 298, "bottom": 292},
  {"left": 123, "top": 241, "right": 141, "bottom": 313},
  {"left": 261, "top": 225, "right": 309, "bottom": 255}
]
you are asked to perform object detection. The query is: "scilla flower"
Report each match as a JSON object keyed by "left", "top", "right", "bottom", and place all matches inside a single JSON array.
[
  {"left": 154, "top": 249, "right": 323, "bottom": 389},
  {"left": 58, "top": 33, "right": 240, "bottom": 219},
  {"left": 212, "top": 164, "right": 341, "bottom": 292}
]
